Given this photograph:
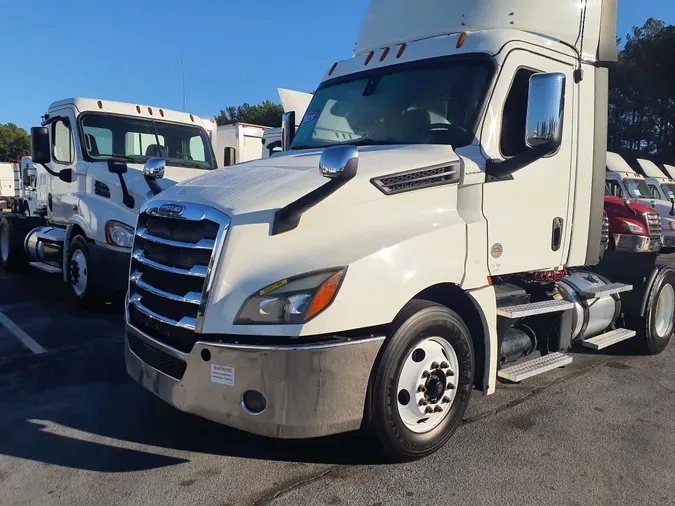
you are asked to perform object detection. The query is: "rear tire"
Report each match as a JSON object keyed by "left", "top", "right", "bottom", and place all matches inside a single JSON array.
[
  {"left": 0, "top": 215, "right": 32, "bottom": 271},
  {"left": 626, "top": 264, "right": 675, "bottom": 355},
  {"left": 365, "top": 300, "right": 474, "bottom": 462}
]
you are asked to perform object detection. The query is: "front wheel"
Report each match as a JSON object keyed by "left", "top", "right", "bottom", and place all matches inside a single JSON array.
[
  {"left": 67, "top": 235, "right": 101, "bottom": 307},
  {"left": 365, "top": 300, "right": 474, "bottom": 462}
]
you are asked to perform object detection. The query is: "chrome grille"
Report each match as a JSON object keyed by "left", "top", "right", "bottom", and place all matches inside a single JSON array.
[
  {"left": 645, "top": 211, "right": 661, "bottom": 241},
  {"left": 127, "top": 201, "right": 230, "bottom": 353}
]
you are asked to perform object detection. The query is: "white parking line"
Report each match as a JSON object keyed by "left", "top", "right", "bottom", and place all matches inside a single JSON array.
[{"left": 0, "top": 311, "right": 47, "bottom": 355}]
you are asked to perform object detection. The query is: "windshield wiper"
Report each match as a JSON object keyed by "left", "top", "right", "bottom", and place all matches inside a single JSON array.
[
  {"left": 170, "top": 161, "right": 208, "bottom": 170},
  {"left": 107, "top": 154, "right": 146, "bottom": 163}
]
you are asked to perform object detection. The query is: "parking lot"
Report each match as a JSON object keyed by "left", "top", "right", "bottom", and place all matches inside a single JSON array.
[{"left": 1, "top": 262, "right": 675, "bottom": 506}]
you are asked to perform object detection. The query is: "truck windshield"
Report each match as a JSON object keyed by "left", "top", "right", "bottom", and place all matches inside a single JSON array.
[
  {"left": 80, "top": 113, "right": 216, "bottom": 169},
  {"left": 661, "top": 183, "right": 675, "bottom": 199},
  {"left": 624, "top": 178, "right": 651, "bottom": 199},
  {"left": 291, "top": 57, "right": 493, "bottom": 150}
]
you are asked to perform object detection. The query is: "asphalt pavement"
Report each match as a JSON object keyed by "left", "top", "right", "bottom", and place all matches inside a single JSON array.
[{"left": 1, "top": 261, "right": 675, "bottom": 506}]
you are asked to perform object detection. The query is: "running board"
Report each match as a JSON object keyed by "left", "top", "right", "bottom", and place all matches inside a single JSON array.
[
  {"left": 579, "top": 283, "right": 632, "bottom": 299},
  {"left": 498, "top": 352, "right": 573, "bottom": 382},
  {"left": 29, "top": 261, "right": 62, "bottom": 274},
  {"left": 496, "top": 299, "right": 574, "bottom": 318},
  {"left": 581, "top": 328, "right": 636, "bottom": 350}
]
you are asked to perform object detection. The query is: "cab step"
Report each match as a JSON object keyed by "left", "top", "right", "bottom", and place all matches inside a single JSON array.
[
  {"left": 581, "top": 328, "right": 636, "bottom": 350},
  {"left": 498, "top": 352, "right": 573, "bottom": 382},
  {"left": 29, "top": 261, "right": 62, "bottom": 274},
  {"left": 496, "top": 299, "right": 574, "bottom": 318},
  {"left": 579, "top": 283, "right": 632, "bottom": 299}
]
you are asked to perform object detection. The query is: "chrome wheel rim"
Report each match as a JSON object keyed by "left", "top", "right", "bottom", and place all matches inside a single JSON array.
[
  {"left": 0, "top": 226, "right": 9, "bottom": 263},
  {"left": 396, "top": 336, "right": 459, "bottom": 434},
  {"left": 655, "top": 283, "right": 675, "bottom": 338},
  {"left": 70, "top": 249, "right": 88, "bottom": 297}
]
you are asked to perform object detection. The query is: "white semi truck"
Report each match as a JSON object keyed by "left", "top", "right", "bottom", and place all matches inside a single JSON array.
[
  {"left": 124, "top": 0, "right": 675, "bottom": 461},
  {"left": 0, "top": 98, "right": 217, "bottom": 306}
]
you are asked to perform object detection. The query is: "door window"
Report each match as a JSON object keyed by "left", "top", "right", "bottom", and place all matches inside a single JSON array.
[
  {"left": 52, "top": 119, "right": 74, "bottom": 164},
  {"left": 605, "top": 180, "right": 624, "bottom": 198}
]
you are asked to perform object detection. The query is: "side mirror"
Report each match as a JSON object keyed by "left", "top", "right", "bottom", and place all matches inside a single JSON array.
[
  {"left": 143, "top": 158, "right": 165, "bottom": 179},
  {"left": 319, "top": 145, "right": 358, "bottom": 180},
  {"left": 525, "top": 73, "right": 566, "bottom": 151},
  {"left": 108, "top": 160, "right": 128, "bottom": 175},
  {"left": 281, "top": 111, "right": 296, "bottom": 151},
  {"left": 30, "top": 127, "right": 51, "bottom": 164},
  {"left": 59, "top": 169, "right": 74, "bottom": 183},
  {"left": 224, "top": 147, "right": 236, "bottom": 167}
]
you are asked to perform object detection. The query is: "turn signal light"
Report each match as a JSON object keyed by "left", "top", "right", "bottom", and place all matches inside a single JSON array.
[
  {"left": 457, "top": 32, "right": 468, "bottom": 48},
  {"left": 306, "top": 270, "right": 345, "bottom": 320}
]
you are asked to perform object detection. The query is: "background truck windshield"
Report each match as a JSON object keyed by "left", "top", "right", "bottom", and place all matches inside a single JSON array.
[
  {"left": 291, "top": 57, "right": 493, "bottom": 150},
  {"left": 625, "top": 178, "right": 652, "bottom": 198},
  {"left": 661, "top": 183, "right": 675, "bottom": 199},
  {"left": 80, "top": 114, "right": 216, "bottom": 169}
]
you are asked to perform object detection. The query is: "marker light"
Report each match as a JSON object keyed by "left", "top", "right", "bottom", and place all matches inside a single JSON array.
[{"left": 457, "top": 32, "right": 468, "bottom": 48}]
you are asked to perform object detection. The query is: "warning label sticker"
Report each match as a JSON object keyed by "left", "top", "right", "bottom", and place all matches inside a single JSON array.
[{"left": 211, "top": 364, "right": 235, "bottom": 386}]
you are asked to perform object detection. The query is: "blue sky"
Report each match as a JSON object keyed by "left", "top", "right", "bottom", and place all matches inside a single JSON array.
[{"left": 0, "top": 0, "right": 673, "bottom": 130}]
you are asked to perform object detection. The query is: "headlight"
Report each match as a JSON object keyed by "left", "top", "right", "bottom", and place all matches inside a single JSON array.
[
  {"left": 620, "top": 220, "right": 645, "bottom": 235},
  {"left": 235, "top": 268, "right": 346, "bottom": 324},
  {"left": 105, "top": 220, "right": 134, "bottom": 248},
  {"left": 667, "top": 220, "right": 675, "bottom": 231}
]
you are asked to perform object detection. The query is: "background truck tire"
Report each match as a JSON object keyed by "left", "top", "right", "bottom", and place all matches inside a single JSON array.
[
  {"left": 0, "top": 215, "right": 38, "bottom": 271},
  {"left": 626, "top": 264, "right": 675, "bottom": 355},
  {"left": 67, "top": 235, "right": 104, "bottom": 308},
  {"left": 365, "top": 300, "right": 474, "bottom": 462}
]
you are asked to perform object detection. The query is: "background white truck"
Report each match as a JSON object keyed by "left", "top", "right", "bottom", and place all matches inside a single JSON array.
[
  {"left": 0, "top": 98, "right": 217, "bottom": 306},
  {"left": 124, "top": 0, "right": 675, "bottom": 462}
]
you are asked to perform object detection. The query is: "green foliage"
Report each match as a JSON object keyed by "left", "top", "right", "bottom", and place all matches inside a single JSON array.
[
  {"left": 0, "top": 123, "right": 31, "bottom": 162},
  {"left": 609, "top": 18, "right": 675, "bottom": 161},
  {"left": 215, "top": 100, "right": 285, "bottom": 127}
]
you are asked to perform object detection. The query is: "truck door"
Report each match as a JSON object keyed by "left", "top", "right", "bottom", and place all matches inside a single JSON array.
[
  {"left": 480, "top": 51, "right": 575, "bottom": 275},
  {"left": 48, "top": 112, "right": 78, "bottom": 224}
]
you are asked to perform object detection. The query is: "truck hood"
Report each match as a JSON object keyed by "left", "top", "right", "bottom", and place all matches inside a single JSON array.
[{"left": 161, "top": 144, "right": 462, "bottom": 215}]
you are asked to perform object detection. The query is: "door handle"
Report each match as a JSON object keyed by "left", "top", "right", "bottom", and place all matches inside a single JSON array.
[{"left": 551, "top": 217, "right": 564, "bottom": 252}]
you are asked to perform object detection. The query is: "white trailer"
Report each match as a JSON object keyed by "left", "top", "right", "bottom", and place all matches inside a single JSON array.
[
  {"left": 0, "top": 98, "right": 217, "bottom": 307},
  {"left": 212, "top": 123, "right": 270, "bottom": 167},
  {"left": 0, "top": 162, "right": 18, "bottom": 211},
  {"left": 124, "top": 0, "right": 675, "bottom": 462}
]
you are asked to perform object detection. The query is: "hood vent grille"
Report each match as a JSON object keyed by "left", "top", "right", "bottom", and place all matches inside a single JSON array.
[{"left": 371, "top": 163, "right": 459, "bottom": 195}]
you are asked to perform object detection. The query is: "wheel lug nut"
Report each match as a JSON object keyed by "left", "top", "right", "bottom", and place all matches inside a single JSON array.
[
  {"left": 417, "top": 385, "right": 426, "bottom": 393},
  {"left": 447, "top": 370, "right": 455, "bottom": 377},
  {"left": 431, "top": 361, "right": 439, "bottom": 369},
  {"left": 422, "top": 370, "right": 430, "bottom": 378},
  {"left": 418, "top": 399, "right": 428, "bottom": 406},
  {"left": 440, "top": 361, "right": 449, "bottom": 369},
  {"left": 442, "top": 396, "right": 450, "bottom": 404},
  {"left": 434, "top": 406, "right": 443, "bottom": 413},
  {"left": 446, "top": 383, "right": 455, "bottom": 390},
  {"left": 424, "top": 406, "right": 433, "bottom": 414}
]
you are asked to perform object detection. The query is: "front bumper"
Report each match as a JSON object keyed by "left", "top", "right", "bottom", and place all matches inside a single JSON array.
[
  {"left": 125, "top": 323, "right": 385, "bottom": 438},
  {"left": 613, "top": 233, "right": 661, "bottom": 253},
  {"left": 88, "top": 243, "right": 130, "bottom": 292}
]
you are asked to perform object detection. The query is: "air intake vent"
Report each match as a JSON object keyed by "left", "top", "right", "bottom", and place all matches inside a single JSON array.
[
  {"left": 95, "top": 180, "right": 111, "bottom": 198},
  {"left": 600, "top": 210, "right": 609, "bottom": 253},
  {"left": 371, "top": 163, "right": 459, "bottom": 195}
]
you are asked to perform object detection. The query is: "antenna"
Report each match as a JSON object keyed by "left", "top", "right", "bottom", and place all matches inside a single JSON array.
[{"left": 181, "top": 60, "right": 186, "bottom": 111}]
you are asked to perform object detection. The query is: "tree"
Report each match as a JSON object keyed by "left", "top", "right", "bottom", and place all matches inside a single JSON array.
[
  {"left": 608, "top": 19, "right": 675, "bottom": 162},
  {"left": 0, "top": 123, "right": 31, "bottom": 162},
  {"left": 215, "top": 100, "right": 285, "bottom": 127}
]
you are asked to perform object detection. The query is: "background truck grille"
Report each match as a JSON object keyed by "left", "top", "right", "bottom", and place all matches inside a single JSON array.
[
  {"left": 600, "top": 210, "right": 610, "bottom": 253},
  {"left": 127, "top": 202, "right": 230, "bottom": 353},
  {"left": 645, "top": 211, "right": 662, "bottom": 241}
]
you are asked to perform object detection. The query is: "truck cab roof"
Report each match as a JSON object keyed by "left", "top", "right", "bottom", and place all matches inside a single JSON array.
[
  {"left": 46, "top": 98, "right": 207, "bottom": 128},
  {"left": 354, "top": 0, "right": 617, "bottom": 64},
  {"left": 637, "top": 158, "right": 669, "bottom": 181}
]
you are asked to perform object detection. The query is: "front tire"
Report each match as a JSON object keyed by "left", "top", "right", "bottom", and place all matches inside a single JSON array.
[
  {"left": 67, "top": 235, "right": 101, "bottom": 307},
  {"left": 366, "top": 300, "right": 474, "bottom": 462}
]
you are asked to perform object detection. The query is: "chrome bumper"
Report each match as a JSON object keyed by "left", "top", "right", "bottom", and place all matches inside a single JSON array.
[
  {"left": 125, "top": 324, "right": 385, "bottom": 438},
  {"left": 613, "top": 233, "right": 661, "bottom": 253}
]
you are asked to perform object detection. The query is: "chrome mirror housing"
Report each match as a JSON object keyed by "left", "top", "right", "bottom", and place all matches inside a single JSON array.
[
  {"left": 525, "top": 73, "right": 566, "bottom": 150},
  {"left": 144, "top": 158, "right": 166, "bottom": 179},
  {"left": 319, "top": 145, "right": 359, "bottom": 180}
]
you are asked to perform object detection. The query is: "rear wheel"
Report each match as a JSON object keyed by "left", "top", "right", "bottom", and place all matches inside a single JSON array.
[
  {"left": 365, "top": 300, "right": 474, "bottom": 462},
  {"left": 627, "top": 264, "right": 675, "bottom": 354},
  {"left": 0, "top": 215, "right": 31, "bottom": 271}
]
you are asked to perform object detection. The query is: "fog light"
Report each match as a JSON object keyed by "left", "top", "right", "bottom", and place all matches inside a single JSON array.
[{"left": 242, "top": 390, "right": 266, "bottom": 415}]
